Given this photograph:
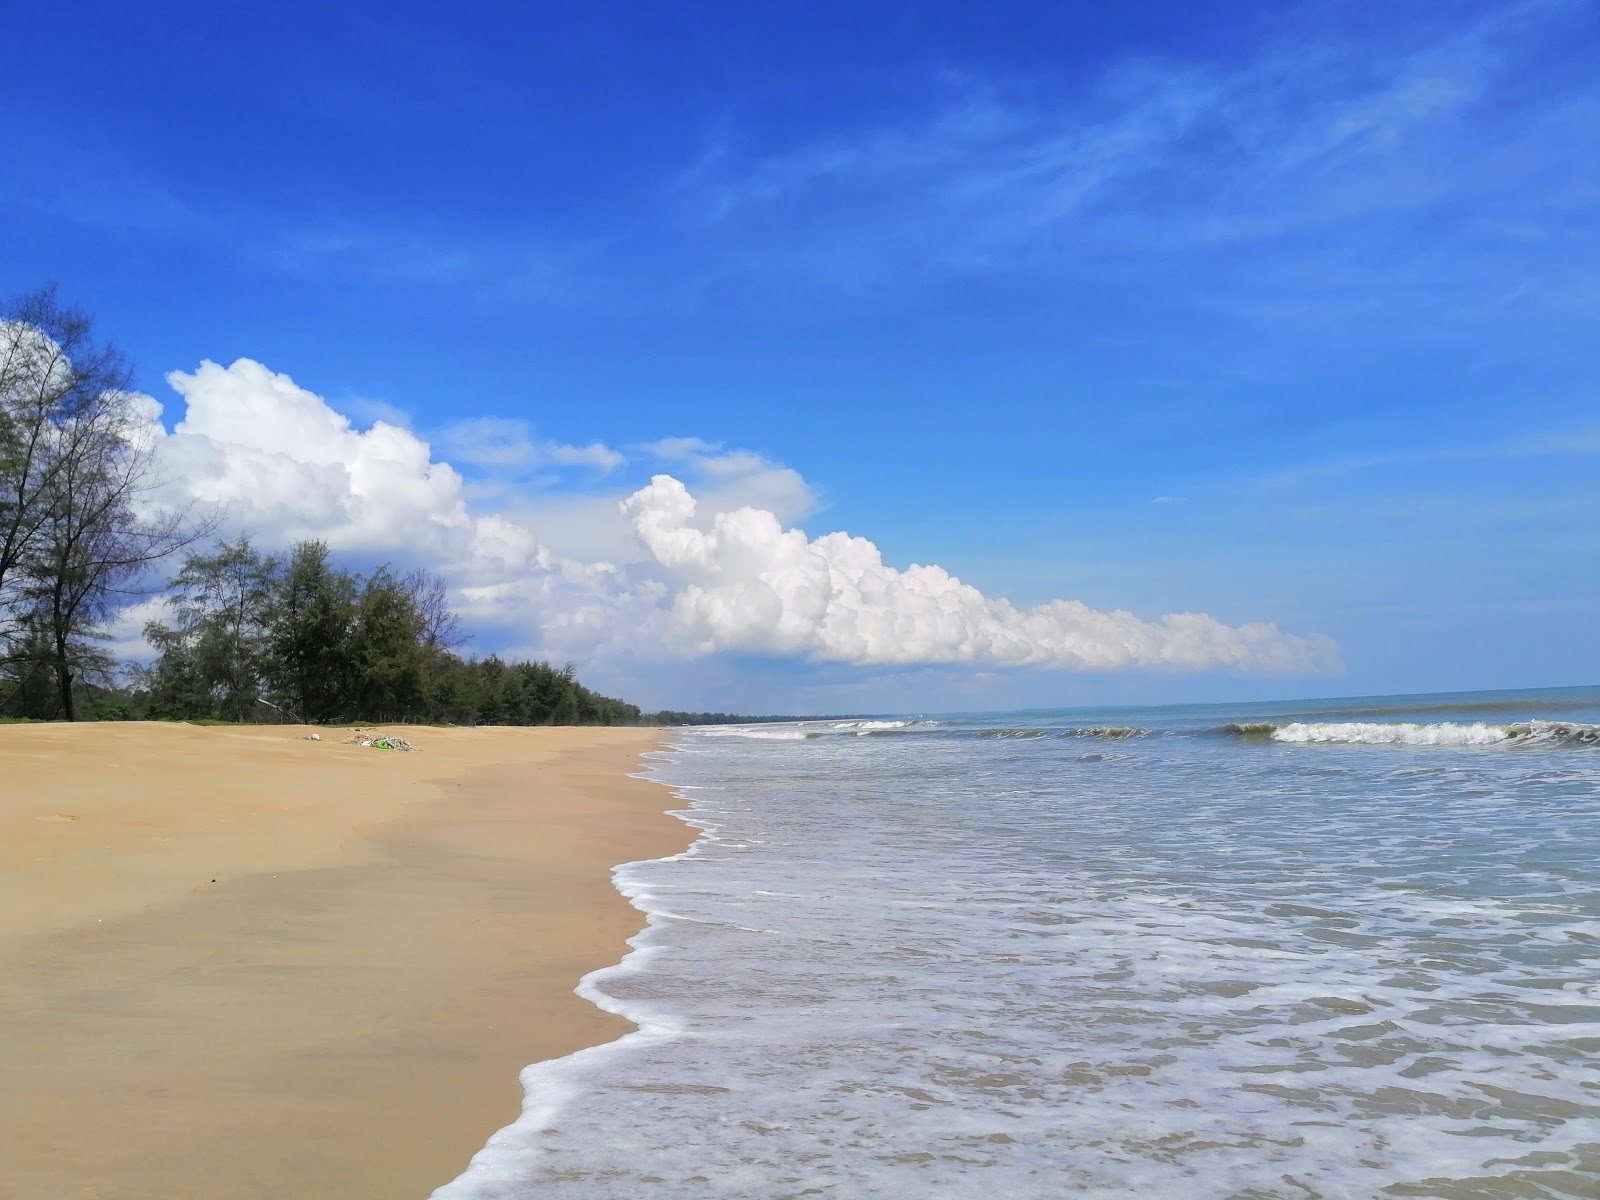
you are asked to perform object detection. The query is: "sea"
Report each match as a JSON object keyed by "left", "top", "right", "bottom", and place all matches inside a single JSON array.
[{"left": 433, "top": 685, "right": 1600, "bottom": 1200}]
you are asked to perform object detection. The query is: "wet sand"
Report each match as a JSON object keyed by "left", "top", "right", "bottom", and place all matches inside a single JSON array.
[{"left": 0, "top": 722, "right": 686, "bottom": 1199}]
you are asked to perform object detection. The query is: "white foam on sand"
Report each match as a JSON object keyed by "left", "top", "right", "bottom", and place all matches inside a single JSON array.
[{"left": 434, "top": 719, "right": 1600, "bottom": 1199}]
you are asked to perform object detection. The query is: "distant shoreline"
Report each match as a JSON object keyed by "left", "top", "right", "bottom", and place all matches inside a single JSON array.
[{"left": 0, "top": 721, "right": 691, "bottom": 1200}]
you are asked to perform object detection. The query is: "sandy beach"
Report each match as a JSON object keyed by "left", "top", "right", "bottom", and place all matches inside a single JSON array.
[{"left": 0, "top": 721, "right": 685, "bottom": 1200}]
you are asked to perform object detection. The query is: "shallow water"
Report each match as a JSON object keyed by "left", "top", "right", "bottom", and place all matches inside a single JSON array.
[{"left": 435, "top": 686, "right": 1600, "bottom": 1199}]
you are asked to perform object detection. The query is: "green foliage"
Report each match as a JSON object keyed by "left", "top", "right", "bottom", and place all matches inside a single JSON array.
[
  {"left": 142, "top": 537, "right": 278, "bottom": 721},
  {"left": 648, "top": 710, "right": 817, "bottom": 725},
  {"left": 268, "top": 540, "right": 359, "bottom": 723},
  {"left": 0, "top": 613, "right": 119, "bottom": 721},
  {"left": 133, "top": 537, "right": 643, "bottom": 727},
  {"left": 1, "top": 285, "right": 206, "bottom": 720},
  {"left": 350, "top": 567, "right": 428, "bottom": 722},
  {"left": 0, "top": 287, "right": 692, "bottom": 728},
  {"left": 76, "top": 688, "right": 132, "bottom": 721}
]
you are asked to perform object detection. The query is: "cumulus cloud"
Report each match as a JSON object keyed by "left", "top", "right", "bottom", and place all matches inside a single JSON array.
[
  {"left": 123, "top": 357, "right": 1336, "bottom": 680},
  {"left": 142, "top": 359, "right": 563, "bottom": 594},
  {"left": 153, "top": 359, "right": 486, "bottom": 559},
  {"left": 621, "top": 475, "right": 1338, "bottom": 674},
  {"left": 642, "top": 434, "right": 816, "bottom": 523}
]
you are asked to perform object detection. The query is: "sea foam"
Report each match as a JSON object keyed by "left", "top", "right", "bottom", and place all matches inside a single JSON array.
[
  {"left": 1267, "top": 719, "right": 1600, "bottom": 746},
  {"left": 435, "top": 697, "right": 1600, "bottom": 1199}
]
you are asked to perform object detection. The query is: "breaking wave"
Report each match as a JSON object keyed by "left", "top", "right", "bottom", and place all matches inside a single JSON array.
[
  {"left": 978, "top": 726, "right": 1155, "bottom": 741},
  {"left": 826, "top": 719, "right": 931, "bottom": 736},
  {"left": 699, "top": 719, "right": 940, "bottom": 741},
  {"left": 1226, "top": 720, "right": 1600, "bottom": 747},
  {"left": 692, "top": 708, "right": 1600, "bottom": 751},
  {"left": 701, "top": 727, "right": 816, "bottom": 741}
]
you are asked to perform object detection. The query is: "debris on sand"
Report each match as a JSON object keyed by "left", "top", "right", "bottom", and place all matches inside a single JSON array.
[{"left": 341, "top": 730, "right": 418, "bottom": 752}]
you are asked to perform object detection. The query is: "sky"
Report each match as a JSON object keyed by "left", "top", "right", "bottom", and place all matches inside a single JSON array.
[{"left": 2, "top": 0, "right": 1596, "bottom": 713}]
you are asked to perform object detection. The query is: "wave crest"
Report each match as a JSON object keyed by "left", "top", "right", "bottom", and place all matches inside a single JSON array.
[
  {"left": 702, "top": 728, "right": 815, "bottom": 741},
  {"left": 978, "top": 726, "right": 1154, "bottom": 741},
  {"left": 1228, "top": 720, "right": 1600, "bottom": 747}
]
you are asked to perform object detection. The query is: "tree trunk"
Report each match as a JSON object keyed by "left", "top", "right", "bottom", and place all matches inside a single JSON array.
[
  {"left": 54, "top": 640, "right": 74, "bottom": 720},
  {"left": 49, "top": 569, "right": 75, "bottom": 720}
]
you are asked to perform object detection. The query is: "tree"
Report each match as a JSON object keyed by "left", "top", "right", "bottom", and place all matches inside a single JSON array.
[
  {"left": 349, "top": 567, "right": 428, "bottom": 722},
  {"left": 266, "top": 540, "right": 358, "bottom": 723},
  {"left": 404, "top": 567, "right": 464, "bottom": 656},
  {"left": 142, "top": 538, "right": 278, "bottom": 721},
  {"left": 23, "top": 401, "right": 199, "bottom": 719},
  {"left": 1, "top": 287, "right": 132, "bottom": 667},
  {"left": 1, "top": 287, "right": 647, "bottom": 728},
  {"left": 1, "top": 286, "right": 206, "bottom": 719}
]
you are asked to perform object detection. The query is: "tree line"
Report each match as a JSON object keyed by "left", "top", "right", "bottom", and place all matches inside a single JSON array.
[
  {"left": 134, "top": 537, "right": 642, "bottom": 726},
  {"left": 0, "top": 284, "right": 788, "bottom": 728},
  {"left": 0, "top": 284, "right": 638, "bottom": 726}
]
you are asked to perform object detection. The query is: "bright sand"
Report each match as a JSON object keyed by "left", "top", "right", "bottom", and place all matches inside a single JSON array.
[{"left": 0, "top": 721, "right": 686, "bottom": 1200}]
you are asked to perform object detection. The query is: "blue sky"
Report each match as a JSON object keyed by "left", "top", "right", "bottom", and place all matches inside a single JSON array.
[{"left": 3, "top": 0, "right": 1596, "bottom": 712}]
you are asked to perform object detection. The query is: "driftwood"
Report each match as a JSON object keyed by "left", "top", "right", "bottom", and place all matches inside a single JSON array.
[{"left": 255, "top": 697, "right": 299, "bottom": 721}]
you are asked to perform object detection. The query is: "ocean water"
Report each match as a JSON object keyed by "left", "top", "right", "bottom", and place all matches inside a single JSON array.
[{"left": 434, "top": 686, "right": 1600, "bottom": 1200}]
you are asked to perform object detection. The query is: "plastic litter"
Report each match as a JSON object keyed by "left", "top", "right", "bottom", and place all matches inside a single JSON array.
[{"left": 341, "top": 730, "right": 418, "bottom": 752}]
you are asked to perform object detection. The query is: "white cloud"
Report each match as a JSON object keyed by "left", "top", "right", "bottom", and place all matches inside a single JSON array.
[
  {"left": 102, "top": 597, "right": 169, "bottom": 665},
  {"left": 438, "top": 416, "right": 534, "bottom": 467},
  {"left": 152, "top": 359, "right": 493, "bottom": 564},
  {"left": 645, "top": 435, "right": 764, "bottom": 476},
  {"left": 545, "top": 440, "right": 626, "bottom": 470},
  {"left": 642, "top": 435, "right": 715, "bottom": 459},
  {"left": 340, "top": 394, "right": 413, "bottom": 429},
  {"left": 668, "top": 1, "right": 1596, "bottom": 315},
  {"left": 1250, "top": 422, "right": 1600, "bottom": 491},
  {"left": 642, "top": 435, "right": 816, "bottom": 523},
  {"left": 621, "top": 475, "right": 1338, "bottom": 674},
  {"left": 128, "top": 358, "right": 1335, "bottom": 682},
  {"left": 439, "top": 415, "right": 624, "bottom": 471}
]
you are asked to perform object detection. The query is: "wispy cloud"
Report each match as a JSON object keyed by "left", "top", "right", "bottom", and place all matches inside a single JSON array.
[
  {"left": 339, "top": 394, "right": 413, "bottom": 429},
  {"left": 9, "top": 0, "right": 1592, "bottom": 323},
  {"left": 439, "top": 417, "right": 624, "bottom": 472},
  {"left": 0, "top": 121, "right": 209, "bottom": 237},
  {"left": 0, "top": 115, "right": 592, "bottom": 299},
  {"left": 644, "top": 436, "right": 775, "bottom": 477},
  {"left": 668, "top": 0, "right": 1597, "bottom": 312},
  {"left": 1252, "top": 422, "right": 1600, "bottom": 490},
  {"left": 262, "top": 220, "right": 612, "bottom": 298}
]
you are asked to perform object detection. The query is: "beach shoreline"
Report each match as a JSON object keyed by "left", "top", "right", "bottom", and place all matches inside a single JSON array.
[{"left": 0, "top": 721, "right": 688, "bottom": 1200}]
